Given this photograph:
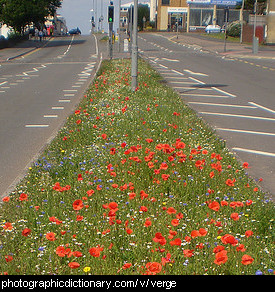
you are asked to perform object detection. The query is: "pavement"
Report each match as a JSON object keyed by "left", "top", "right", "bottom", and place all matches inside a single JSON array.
[
  {"left": 164, "top": 32, "right": 275, "bottom": 60},
  {"left": 0, "top": 37, "right": 53, "bottom": 62}
]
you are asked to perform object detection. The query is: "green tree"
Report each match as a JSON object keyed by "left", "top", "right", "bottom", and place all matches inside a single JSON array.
[
  {"left": 243, "top": 0, "right": 267, "bottom": 13},
  {"left": 138, "top": 4, "right": 150, "bottom": 31},
  {"left": 0, "top": 0, "right": 62, "bottom": 34}
]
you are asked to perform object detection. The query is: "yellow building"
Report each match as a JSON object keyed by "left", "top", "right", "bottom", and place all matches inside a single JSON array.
[{"left": 157, "top": 0, "right": 188, "bottom": 31}]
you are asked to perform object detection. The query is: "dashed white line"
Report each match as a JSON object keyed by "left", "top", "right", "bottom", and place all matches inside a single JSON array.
[
  {"left": 44, "top": 115, "right": 58, "bottom": 118},
  {"left": 25, "top": 124, "right": 49, "bottom": 128},
  {"left": 52, "top": 107, "right": 64, "bottom": 110}
]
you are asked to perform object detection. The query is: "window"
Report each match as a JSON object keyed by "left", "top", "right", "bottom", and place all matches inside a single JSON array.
[{"left": 162, "top": 0, "right": 170, "bottom": 5}]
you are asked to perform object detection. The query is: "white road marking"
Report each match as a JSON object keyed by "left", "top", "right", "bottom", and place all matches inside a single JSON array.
[
  {"left": 248, "top": 102, "right": 275, "bottom": 115},
  {"left": 188, "top": 102, "right": 256, "bottom": 109},
  {"left": 232, "top": 147, "right": 275, "bottom": 158},
  {"left": 59, "top": 99, "right": 71, "bottom": 103},
  {"left": 64, "top": 94, "right": 75, "bottom": 97},
  {"left": 44, "top": 115, "right": 58, "bottom": 118},
  {"left": 171, "top": 69, "right": 185, "bottom": 76},
  {"left": 217, "top": 128, "right": 275, "bottom": 136},
  {"left": 25, "top": 124, "right": 49, "bottom": 128},
  {"left": 212, "top": 87, "right": 236, "bottom": 97},
  {"left": 63, "top": 90, "right": 78, "bottom": 92},
  {"left": 184, "top": 69, "right": 208, "bottom": 76},
  {"left": 181, "top": 93, "right": 228, "bottom": 98},
  {"left": 199, "top": 111, "right": 275, "bottom": 121},
  {"left": 52, "top": 107, "right": 64, "bottom": 110},
  {"left": 188, "top": 77, "right": 206, "bottom": 85},
  {"left": 161, "top": 58, "right": 180, "bottom": 62}
]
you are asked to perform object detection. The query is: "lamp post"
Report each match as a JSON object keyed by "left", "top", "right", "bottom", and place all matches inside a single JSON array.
[{"left": 131, "top": 0, "right": 138, "bottom": 92}]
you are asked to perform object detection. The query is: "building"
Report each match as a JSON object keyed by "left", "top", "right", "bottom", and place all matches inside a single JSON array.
[
  {"left": 266, "top": 0, "right": 275, "bottom": 44},
  {"left": 156, "top": 0, "right": 247, "bottom": 32},
  {"left": 157, "top": 0, "right": 188, "bottom": 31}
]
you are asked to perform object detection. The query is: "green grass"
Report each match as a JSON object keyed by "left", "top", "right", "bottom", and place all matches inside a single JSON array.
[
  {"left": 0, "top": 58, "right": 274, "bottom": 275},
  {"left": 201, "top": 33, "right": 240, "bottom": 43}
]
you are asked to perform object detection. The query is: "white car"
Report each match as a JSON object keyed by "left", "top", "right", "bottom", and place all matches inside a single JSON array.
[{"left": 205, "top": 25, "right": 221, "bottom": 34}]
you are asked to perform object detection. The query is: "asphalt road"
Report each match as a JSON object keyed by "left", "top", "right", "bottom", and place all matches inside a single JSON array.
[
  {"left": 138, "top": 33, "right": 275, "bottom": 198},
  {"left": 0, "top": 34, "right": 104, "bottom": 197}
]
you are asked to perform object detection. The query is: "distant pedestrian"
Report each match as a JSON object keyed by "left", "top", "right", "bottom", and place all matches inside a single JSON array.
[
  {"left": 43, "top": 28, "right": 47, "bottom": 40},
  {"left": 39, "top": 30, "right": 43, "bottom": 42},
  {"left": 35, "top": 28, "right": 39, "bottom": 41}
]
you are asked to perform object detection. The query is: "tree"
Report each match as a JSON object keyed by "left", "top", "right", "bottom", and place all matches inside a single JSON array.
[
  {"left": 243, "top": 0, "right": 267, "bottom": 13},
  {"left": 138, "top": 4, "right": 150, "bottom": 31},
  {"left": 0, "top": 0, "right": 62, "bottom": 34}
]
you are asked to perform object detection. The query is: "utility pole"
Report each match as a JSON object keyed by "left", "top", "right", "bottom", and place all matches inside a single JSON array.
[
  {"left": 118, "top": 0, "right": 121, "bottom": 52},
  {"left": 131, "top": 0, "right": 138, "bottom": 92}
]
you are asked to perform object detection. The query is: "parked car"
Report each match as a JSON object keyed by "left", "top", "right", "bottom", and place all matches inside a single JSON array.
[
  {"left": 205, "top": 25, "right": 221, "bottom": 34},
  {"left": 69, "top": 28, "right": 81, "bottom": 35}
]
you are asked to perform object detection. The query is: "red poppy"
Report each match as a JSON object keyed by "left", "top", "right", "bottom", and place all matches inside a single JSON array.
[
  {"left": 45, "top": 232, "right": 56, "bottom": 241},
  {"left": 145, "top": 262, "right": 162, "bottom": 275},
  {"left": 169, "top": 238, "right": 181, "bottom": 246},
  {"left": 183, "top": 249, "right": 194, "bottom": 258},
  {"left": 22, "top": 228, "right": 31, "bottom": 237},
  {"left": 144, "top": 219, "right": 152, "bottom": 227},
  {"left": 171, "top": 219, "right": 179, "bottom": 226},
  {"left": 245, "top": 230, "right": 253, "bottom": 238},
  {"left": 241, "top": 254, "right": 254, "bottom": 265},
  {"left": 191, "top": 230, "right": 200, "bottom": 238},
  {"left": 167, "top": 207, "right": 177, "bottom": 214},
  {"left": 73, "top": 199, "right": 84, "bottom": 211},
  {"left": 3, "top": 222, "right": 13, "bottom": 230},
  {"left": 140, "top": 206, "right": 148, "bottom": 212},
  {"left": 230, "top": 212, "right": 240, "bottom": 221},
  {"left": 68, "top": 262, "right": 80, "bottom": 269},
  {"left": 214, "top": 250, "right": 228, "bottom": 265},
  {"left": 221, "top": 234, "right": 238, "bottom": 246},
  {"left": 2, "top": 196, "right": 10, "bottom": 202},
  {"left": 89, "top": 246, "right": 104, "bottom": 257},
  {"left": 5, "top": 255, "right": 13, "bottom": 262},
  {"left": 19, "top": 193, "right": 28, "bottom": 201},
  {"left": 236, "top": 244, "right": 246, "bottom": 252},
  {"left": 153, "top": 232, "right": 166, "bottom": 246},
  {"left": 208, "top": 201, "right": 220, "bottom": 212},
  {"left": 226, "top": 178, "right": 236, "bottom": 186},
  {"left": 122, "top": 263, "right": 132, "bottom": 270},
  {"left": 213, "top": 245, "right": 225, "bottom": 253}
]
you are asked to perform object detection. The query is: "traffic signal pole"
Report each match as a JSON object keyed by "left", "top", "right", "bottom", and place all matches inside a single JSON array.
[{"left": 108, "top": 3, "right": 114, "bottom": 59}]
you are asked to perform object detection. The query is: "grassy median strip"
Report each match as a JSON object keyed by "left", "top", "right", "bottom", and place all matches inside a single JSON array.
[{"left": 0, "top": 58, "right": 274, "bottom": 275}]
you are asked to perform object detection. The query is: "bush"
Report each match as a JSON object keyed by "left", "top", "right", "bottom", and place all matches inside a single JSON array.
[{"left": 227, "top": 20, "right": 245, "bottom": 37}]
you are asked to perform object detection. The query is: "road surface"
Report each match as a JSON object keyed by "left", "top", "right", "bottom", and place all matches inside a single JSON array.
[
  {"left": 138, "top": 32, "right": 275, "bottom": 198},
  {"left": 0, "top": 34, "right": 104, "bottom": 197}
]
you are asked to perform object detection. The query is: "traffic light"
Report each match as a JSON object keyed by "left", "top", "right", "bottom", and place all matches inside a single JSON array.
[{"left": 108, "top": 5, "right": 114, "bottom": 23}]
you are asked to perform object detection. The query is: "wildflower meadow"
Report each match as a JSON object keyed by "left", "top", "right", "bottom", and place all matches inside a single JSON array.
[{"left": 0, "top": 59, "right": 274, "bottom": 275}]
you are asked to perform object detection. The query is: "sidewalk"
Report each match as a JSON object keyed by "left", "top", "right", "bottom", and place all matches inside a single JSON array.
[
  {"left": 169, "top": 33, "right": 275, "bottom": 60},
  {"left": 0, "top": 37, "right": 52, "bottom": 62}
]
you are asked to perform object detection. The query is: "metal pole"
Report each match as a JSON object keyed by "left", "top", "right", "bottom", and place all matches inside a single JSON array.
[
  {"left": 118, "top": 0, "right": 121, "bottom": 52},
  {"left": 131, "top": 0, "right": 138, "bottom": 92},
  {"left": 109, "top": 22, "right": 113, "bottom": 59},
  {"left": 240, "top": 0, "right": 244, "bottom": 43}
]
